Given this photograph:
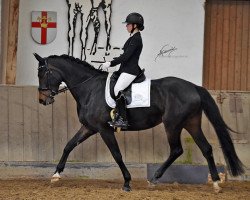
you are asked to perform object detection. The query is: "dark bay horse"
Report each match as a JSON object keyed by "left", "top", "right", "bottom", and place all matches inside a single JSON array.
[{"left": 34, "top": 53, "right": 244, "bottom": 192}]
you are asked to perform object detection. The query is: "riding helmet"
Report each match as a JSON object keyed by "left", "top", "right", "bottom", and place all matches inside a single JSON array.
[{"left": 123, "top": 12, "right": 144, "bottom": 31}]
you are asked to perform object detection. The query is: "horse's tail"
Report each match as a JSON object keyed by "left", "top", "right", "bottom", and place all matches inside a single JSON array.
[{"left": 195, "top": 86, "right": 245, "bottom": 176}]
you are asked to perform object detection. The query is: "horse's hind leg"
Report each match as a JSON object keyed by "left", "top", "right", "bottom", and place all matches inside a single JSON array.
[
  {"left": 149, "top": 123, "right": 183, "bottom": 185},
  {"left": 51, "top": 125, "right": 96, "bottom": 182},
  {"left": 184, "top": 114, "right": 221, "bottom": 193}
]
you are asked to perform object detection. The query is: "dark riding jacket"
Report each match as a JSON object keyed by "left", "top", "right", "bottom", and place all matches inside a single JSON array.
[{"left": 110, "top": 32, "right": 143, "bottom": 76}]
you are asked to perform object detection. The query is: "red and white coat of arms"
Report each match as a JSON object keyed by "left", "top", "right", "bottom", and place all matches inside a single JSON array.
[{"left": 31, "top": 11, "right": 57, "bottom": 45}]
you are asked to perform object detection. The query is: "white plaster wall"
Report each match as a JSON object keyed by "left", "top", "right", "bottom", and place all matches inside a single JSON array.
[
  {"left": 16, "top": 0, "right": 205, "bottom": 85},
  {"left": 0, "top": 0, "right": 1, "bottom": 56}
]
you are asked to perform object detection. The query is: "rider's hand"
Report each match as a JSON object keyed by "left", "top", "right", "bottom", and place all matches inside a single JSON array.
[{"left": 101, "top": 62, "right": 111, "bottom": 70}]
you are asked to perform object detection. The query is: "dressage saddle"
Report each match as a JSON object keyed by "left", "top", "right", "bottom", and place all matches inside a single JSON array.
[{"left": 109, "top": 69, "right": 146, "bottom": 104}]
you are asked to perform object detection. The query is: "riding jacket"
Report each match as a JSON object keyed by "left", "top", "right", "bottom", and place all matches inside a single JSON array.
[{"left": 110, "top": 32, "right": 143, "bottom": 76}]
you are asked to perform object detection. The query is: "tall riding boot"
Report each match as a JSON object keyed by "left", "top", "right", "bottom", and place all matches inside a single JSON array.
[{"left": 109, "top": 93, "right": 129, "bottom": 129}]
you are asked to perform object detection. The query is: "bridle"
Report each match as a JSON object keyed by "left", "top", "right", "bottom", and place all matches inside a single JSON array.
[
  {"left": 38, "top": 60, "right": 96, "bottom": 99},
  {"left": 38, "top": 60, "right": 63, "bottom": 100}
]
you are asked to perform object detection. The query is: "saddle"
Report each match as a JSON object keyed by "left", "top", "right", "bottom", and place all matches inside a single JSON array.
[{"left": 109, "top": 69, "right": 146, "bottom": 104}]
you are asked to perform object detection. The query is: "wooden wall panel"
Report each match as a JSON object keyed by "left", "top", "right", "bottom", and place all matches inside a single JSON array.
[
  {"left": 0, "top": 87, "right": 9, "bottom": 161},
  {"left": 246, "top": 2, "right": 250, "bottom": 91},
  {"left": 8, "top": 87, "right": 23, "bottom": 161},
  {"left": 38, "top": 102, "right": 53, "bottom": 161},
  {"left": 0, "top": 86, "right": 249, "bottom": 168},
  {"left": 52, "top": 92, "right": 68, "bottom": 161},
  {"left": 215, "top": 1, "right": 223, "bottom": 90},
  {"left": 97, "top": 134, "right": 113, "bottom": 162},
  {"left": 221, "top": 2, "right": 230, "bottom": 89},
  {"left": 23, "top": 87, "right": 39, "bottom": 161},
  {"left": 203, "top": 2, "right": 211, "bottom": 87},
  {"left": 139, "top": 129, "right": 154, "bottom": 163},
  {"left": 153, "top": 124, "right": 168, "bottom": 163},
  {"left": 208, "top": 2, "right": 217, "bottom": 89},
  {"left": 0, "top": 0, "right": 19, "bottom": 84},
  {"left": 234, "top": 2, "right": 243, "bottom": 90},
  {"left": 82, "top": 134, "right": 97, "bottom": 162},
  {"left": 241, "top": 3, "right": 249, "bottom": 91},
  {"left": 124, "top": 131, "right": 140, "bottom": 162},
  {"left": 66, "top": 92, "right": 83, "bottom": 161},
  {"left": 115, "top": 131, "right": 126, "bottom": 161},
  {"left": 228, "top": 2, "right": 237, "bottom": 90},
  {"left": 235, "top": 93, "right": 249, "bottom": 138},
  {"left": 203, "top": 0, "right": 250, "bottom": 91}
]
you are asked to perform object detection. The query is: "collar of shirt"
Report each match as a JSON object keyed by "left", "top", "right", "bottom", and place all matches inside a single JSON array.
[{"left": 130, "top": 30, "right": 140, "bottom": 37}]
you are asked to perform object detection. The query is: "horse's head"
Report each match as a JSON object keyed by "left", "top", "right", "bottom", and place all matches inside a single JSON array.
[{"left": 34, "top": 53, "right": 62, "bottom": 106}]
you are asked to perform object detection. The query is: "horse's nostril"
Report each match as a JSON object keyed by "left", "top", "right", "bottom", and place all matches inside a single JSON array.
[{"left": 39, "top": 99, "right": 44, "bottom": 104}]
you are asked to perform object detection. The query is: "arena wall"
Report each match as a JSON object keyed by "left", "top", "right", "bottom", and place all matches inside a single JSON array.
[{"left": 0, "top": 86, "right": 249, "bottom": 172}]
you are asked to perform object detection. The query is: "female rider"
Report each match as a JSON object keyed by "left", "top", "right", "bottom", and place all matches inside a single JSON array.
[{"left": 101, "top": 12, "right": 144, "bottom": 129}]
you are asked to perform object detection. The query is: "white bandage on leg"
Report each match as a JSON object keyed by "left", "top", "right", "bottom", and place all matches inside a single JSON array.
[{"left": 114, "top": 73, "right": 136, "bottom": 96}]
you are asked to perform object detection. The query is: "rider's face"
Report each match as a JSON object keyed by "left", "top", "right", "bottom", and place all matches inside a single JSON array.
[{"left": 126, "top": 23, "right": 133, "bottom": 33}]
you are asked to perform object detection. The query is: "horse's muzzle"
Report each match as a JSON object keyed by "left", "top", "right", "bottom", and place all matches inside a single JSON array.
[
  {"left": 39, "top": 91, "right": 55, "bottom": 106},
  {"left": 39, "top": 97, "right": 54, "bottom": 106}
]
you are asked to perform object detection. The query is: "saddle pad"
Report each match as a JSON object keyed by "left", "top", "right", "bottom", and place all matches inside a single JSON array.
[{"left": 105, "top": 73, "right": 151, "bottom": 108}]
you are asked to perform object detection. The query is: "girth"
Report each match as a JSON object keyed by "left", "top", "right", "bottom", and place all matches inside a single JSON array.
[{"left": 109, "top": 69, "right": 146, "bottom": 104}]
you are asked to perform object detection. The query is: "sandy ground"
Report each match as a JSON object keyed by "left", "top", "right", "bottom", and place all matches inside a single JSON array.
[{"left": 0, "top": 179, "right": 249, "bottom": 200}]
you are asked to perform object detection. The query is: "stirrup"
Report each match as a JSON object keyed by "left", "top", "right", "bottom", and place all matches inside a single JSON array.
[{"left": 108, "top": 118, "right": 129, "bottom": 129}]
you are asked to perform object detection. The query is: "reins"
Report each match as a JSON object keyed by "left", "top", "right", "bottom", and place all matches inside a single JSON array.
[{"left": 56, "top": 75, "right": 96, "bottom": 95}]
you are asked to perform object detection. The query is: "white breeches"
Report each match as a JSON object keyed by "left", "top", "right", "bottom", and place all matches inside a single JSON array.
[{"left": 114, "top": 72, "right": 136, "bottom": 96}]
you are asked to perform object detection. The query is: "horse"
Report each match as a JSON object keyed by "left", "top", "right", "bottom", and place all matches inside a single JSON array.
[
  {"left": 66, "top": 0, "right": 112, "bottom": 60},
  {"left": 34, "top": 53, "right": 244, "bottom": 193}
]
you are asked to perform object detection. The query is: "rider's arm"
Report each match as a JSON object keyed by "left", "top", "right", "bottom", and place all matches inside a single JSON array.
[{"left": 110, "top": 37, "right": 141, "bottom": 67}]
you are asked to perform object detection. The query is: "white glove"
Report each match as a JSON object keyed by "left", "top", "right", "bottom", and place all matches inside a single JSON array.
[{"left": 101, "top": 62, "right": 111, "bottom": 70}]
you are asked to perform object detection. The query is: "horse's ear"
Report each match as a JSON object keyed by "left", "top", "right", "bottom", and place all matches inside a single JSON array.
[{"left": 33, "top": 53, "right": 45, "bottom": 64}]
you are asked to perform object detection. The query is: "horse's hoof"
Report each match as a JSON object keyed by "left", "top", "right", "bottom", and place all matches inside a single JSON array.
[
  {"left": 51, "top": 172, "right": 61, "bottom": 183},
  {"left": 147, "top": 180, "right": 158, "bottom": 187},
  {"left": 51, "top": 177, "right": 60, "bottom": 183},
  {"left": 122, "top": 186, "right": 131, "bottom": 192},
  {"left": 214, "top": 186, "right": 222, "bottom": 193},
  {"left": 213, "top": 181, "right": 222, "bottom": 193}
]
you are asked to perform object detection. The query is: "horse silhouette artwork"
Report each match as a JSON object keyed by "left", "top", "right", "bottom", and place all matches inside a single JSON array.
[
  {"left": 66, "top": 0, "right": 112, "bottom": 60},
  {"left": 34, "top": 53, "right": 244, "bottom": 193}
]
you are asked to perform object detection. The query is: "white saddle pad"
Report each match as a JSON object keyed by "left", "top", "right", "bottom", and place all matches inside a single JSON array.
[{"left": 105, "top": 73, "right": 151, "bottom": 108}]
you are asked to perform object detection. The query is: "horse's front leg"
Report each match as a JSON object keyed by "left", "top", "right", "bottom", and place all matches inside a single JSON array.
[
  {"left": 100, "top": 128, "right": 131, "bottom": 191},
  {"left": 51, "top": 125, "right": 96, "bottom": 182}
]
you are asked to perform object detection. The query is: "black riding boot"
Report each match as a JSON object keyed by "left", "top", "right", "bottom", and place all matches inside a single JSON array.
[{"left": 109, "top": 92, "right": 129, "bottom": 129}]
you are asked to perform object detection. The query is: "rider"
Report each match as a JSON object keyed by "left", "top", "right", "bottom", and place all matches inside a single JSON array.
[{"left": 101, "top": 12, "right": 144, "bottom": 129}]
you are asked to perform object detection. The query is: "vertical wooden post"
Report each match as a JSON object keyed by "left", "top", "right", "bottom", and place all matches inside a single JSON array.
[{"left": 0, "top": 0, "right": 19, "bottom": 84}]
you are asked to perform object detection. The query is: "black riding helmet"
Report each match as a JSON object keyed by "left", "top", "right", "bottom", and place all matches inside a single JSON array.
[{"left": 123, "top": 12, "right": 144, "bottom": 31}]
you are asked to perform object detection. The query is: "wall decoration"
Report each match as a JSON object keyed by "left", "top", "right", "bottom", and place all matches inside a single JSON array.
[
  {"left": 154, "top": 44, "right": 187, "bottom": 62},
  {"left": 66, "top": 0, "right": 112, "bottom": 60},
  {"left": 31, "top": 11, "right": 57, "bottom": 44}
]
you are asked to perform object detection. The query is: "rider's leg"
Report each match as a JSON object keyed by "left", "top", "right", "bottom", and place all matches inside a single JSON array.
[
  {"left": 109, "top": 73, "right": 136, "bottom": 128},
  {"left": 114, "top": 73, "right": 136, "bottom": 96}
]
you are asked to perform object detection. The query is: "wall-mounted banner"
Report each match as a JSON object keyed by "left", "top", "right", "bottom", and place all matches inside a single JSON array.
[{"left": 31, "top": 11, "right": 57, "bottom": 44}]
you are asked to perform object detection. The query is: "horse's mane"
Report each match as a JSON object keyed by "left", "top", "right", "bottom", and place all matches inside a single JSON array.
[{"left": 48, "top": 54, "right": 104, "bottom": 73}]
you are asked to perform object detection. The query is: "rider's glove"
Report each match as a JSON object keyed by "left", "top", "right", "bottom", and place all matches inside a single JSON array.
[{"left": 101, "top": 62, "right": 111, "bottom": 70}]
